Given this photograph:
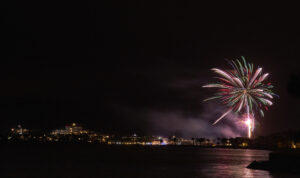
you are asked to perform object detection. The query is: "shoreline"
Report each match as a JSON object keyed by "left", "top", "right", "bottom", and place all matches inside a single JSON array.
[
  {"left": 0, "top": 142, "right": 278, "bottom": 151},
  {"left": 247, "top": 150, "right": 300, "bottom": 173}
]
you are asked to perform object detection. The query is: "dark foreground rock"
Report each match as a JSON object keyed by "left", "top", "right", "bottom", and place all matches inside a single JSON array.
[{"left": 247, "top": 150, "right": 300, "bottom": 173}]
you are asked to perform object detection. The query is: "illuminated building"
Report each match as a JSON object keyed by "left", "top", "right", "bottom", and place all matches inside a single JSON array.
[
  {"left": 65, "top": 123, "right": 83, "bottom": 135},
  {"left": 151, "top": 140, "right": 161, "bottom": 145},
  {"left": 239, "top": 142, "right": 248, "bottom": 147},
  {"left": 10, "top": 125, "right": 30, "bottom": 135},
  {"left": 225, "top": 139, "right": 232, "bottom": 146},
  {"left": 51, "top": 123, "right": 88, "bottom": 135},
  {"left": 180, "top": 138, "right": 194, "bottom": 145},
  {"left": 106, "top": 135, "right": 170, "bottom": 146}
]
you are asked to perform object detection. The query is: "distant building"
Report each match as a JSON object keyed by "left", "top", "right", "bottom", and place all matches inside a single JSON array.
[
  {"left": 10, "top": 125, "right": 30, "bottom": 135},
  {"left": 51, "top": 123, "right": 88, "bottom": 135},
  {"left": 107, "top": 135, "right": 170, "bottom": 146},
  {"left": 8, "top": 125, "right": 33, "bottom": 141}
]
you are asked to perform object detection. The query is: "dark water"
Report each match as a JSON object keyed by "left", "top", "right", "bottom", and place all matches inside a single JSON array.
[{"left": 1, "top": 145, "right": 298, "bottom": 177}]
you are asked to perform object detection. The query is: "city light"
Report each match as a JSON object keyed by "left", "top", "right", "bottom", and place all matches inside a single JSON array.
[{"left": 4, "top": 123, "right": 300, "bottom": 150}]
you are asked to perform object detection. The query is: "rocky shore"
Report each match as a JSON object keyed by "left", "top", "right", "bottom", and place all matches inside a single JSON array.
[{"left": 247, "top": 150, "right": 300, "bottom": 173}]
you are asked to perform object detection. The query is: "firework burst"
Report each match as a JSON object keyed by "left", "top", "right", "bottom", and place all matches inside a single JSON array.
[{"left": 203, "top": 57, "right": 277, "bottom": 138}]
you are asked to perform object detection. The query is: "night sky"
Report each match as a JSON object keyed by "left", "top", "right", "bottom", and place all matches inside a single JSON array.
[{"left": 1, "top": 2, "right": 300, "bottom": 137}]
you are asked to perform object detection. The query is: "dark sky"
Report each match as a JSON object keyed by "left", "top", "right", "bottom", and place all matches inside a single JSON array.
[{"left": 1, "top": 2, "right": 300, "bottom": 137}]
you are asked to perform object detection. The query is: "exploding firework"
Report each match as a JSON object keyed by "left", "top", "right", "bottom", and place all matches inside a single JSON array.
[
  {"left": 203, "top": 57, "right": 277, "bottom": 138},
  {"left": 244, "top": 117, "right": 253, "bottom": 138}
]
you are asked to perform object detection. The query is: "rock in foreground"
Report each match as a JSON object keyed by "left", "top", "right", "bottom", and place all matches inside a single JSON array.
[{"left": 247, "top": 150, "right": 300, "bottom": 173}]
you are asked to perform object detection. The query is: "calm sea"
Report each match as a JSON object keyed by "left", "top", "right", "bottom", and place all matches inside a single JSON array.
[{"left": 1, "top": 145, "right": 298, "bottom": 177}]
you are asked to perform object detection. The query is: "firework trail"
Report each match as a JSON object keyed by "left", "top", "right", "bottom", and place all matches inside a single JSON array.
[{"left": 203, "top": 57, "right": 277, "bottom": 138}]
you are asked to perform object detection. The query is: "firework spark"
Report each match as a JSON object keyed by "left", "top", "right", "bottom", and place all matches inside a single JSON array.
[
  {"left": 244, "top": 118, "right": 253, "bottom": 138},
  {"left": 203, "top": 57, "right": 277, "bottom": 138}
]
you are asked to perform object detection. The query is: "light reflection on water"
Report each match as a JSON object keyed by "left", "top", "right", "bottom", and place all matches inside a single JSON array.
[
  {"left": 197, "top": 148, "right": 271, "bottom": 178},
  {"left": 3, "top": 145, "right": 300, "bottom": 177}
]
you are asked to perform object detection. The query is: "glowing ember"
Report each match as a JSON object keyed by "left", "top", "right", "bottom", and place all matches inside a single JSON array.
[{"left": 244, "top": 118, "right": 252, "bottom": 138}]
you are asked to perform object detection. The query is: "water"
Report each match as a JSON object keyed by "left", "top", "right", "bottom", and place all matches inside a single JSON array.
[
  {"left": 1, "top": 145, "right": 298, "bottom": 177},
  {"left": 195, "top": 148, "right": 270, "bottom": 177}
]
